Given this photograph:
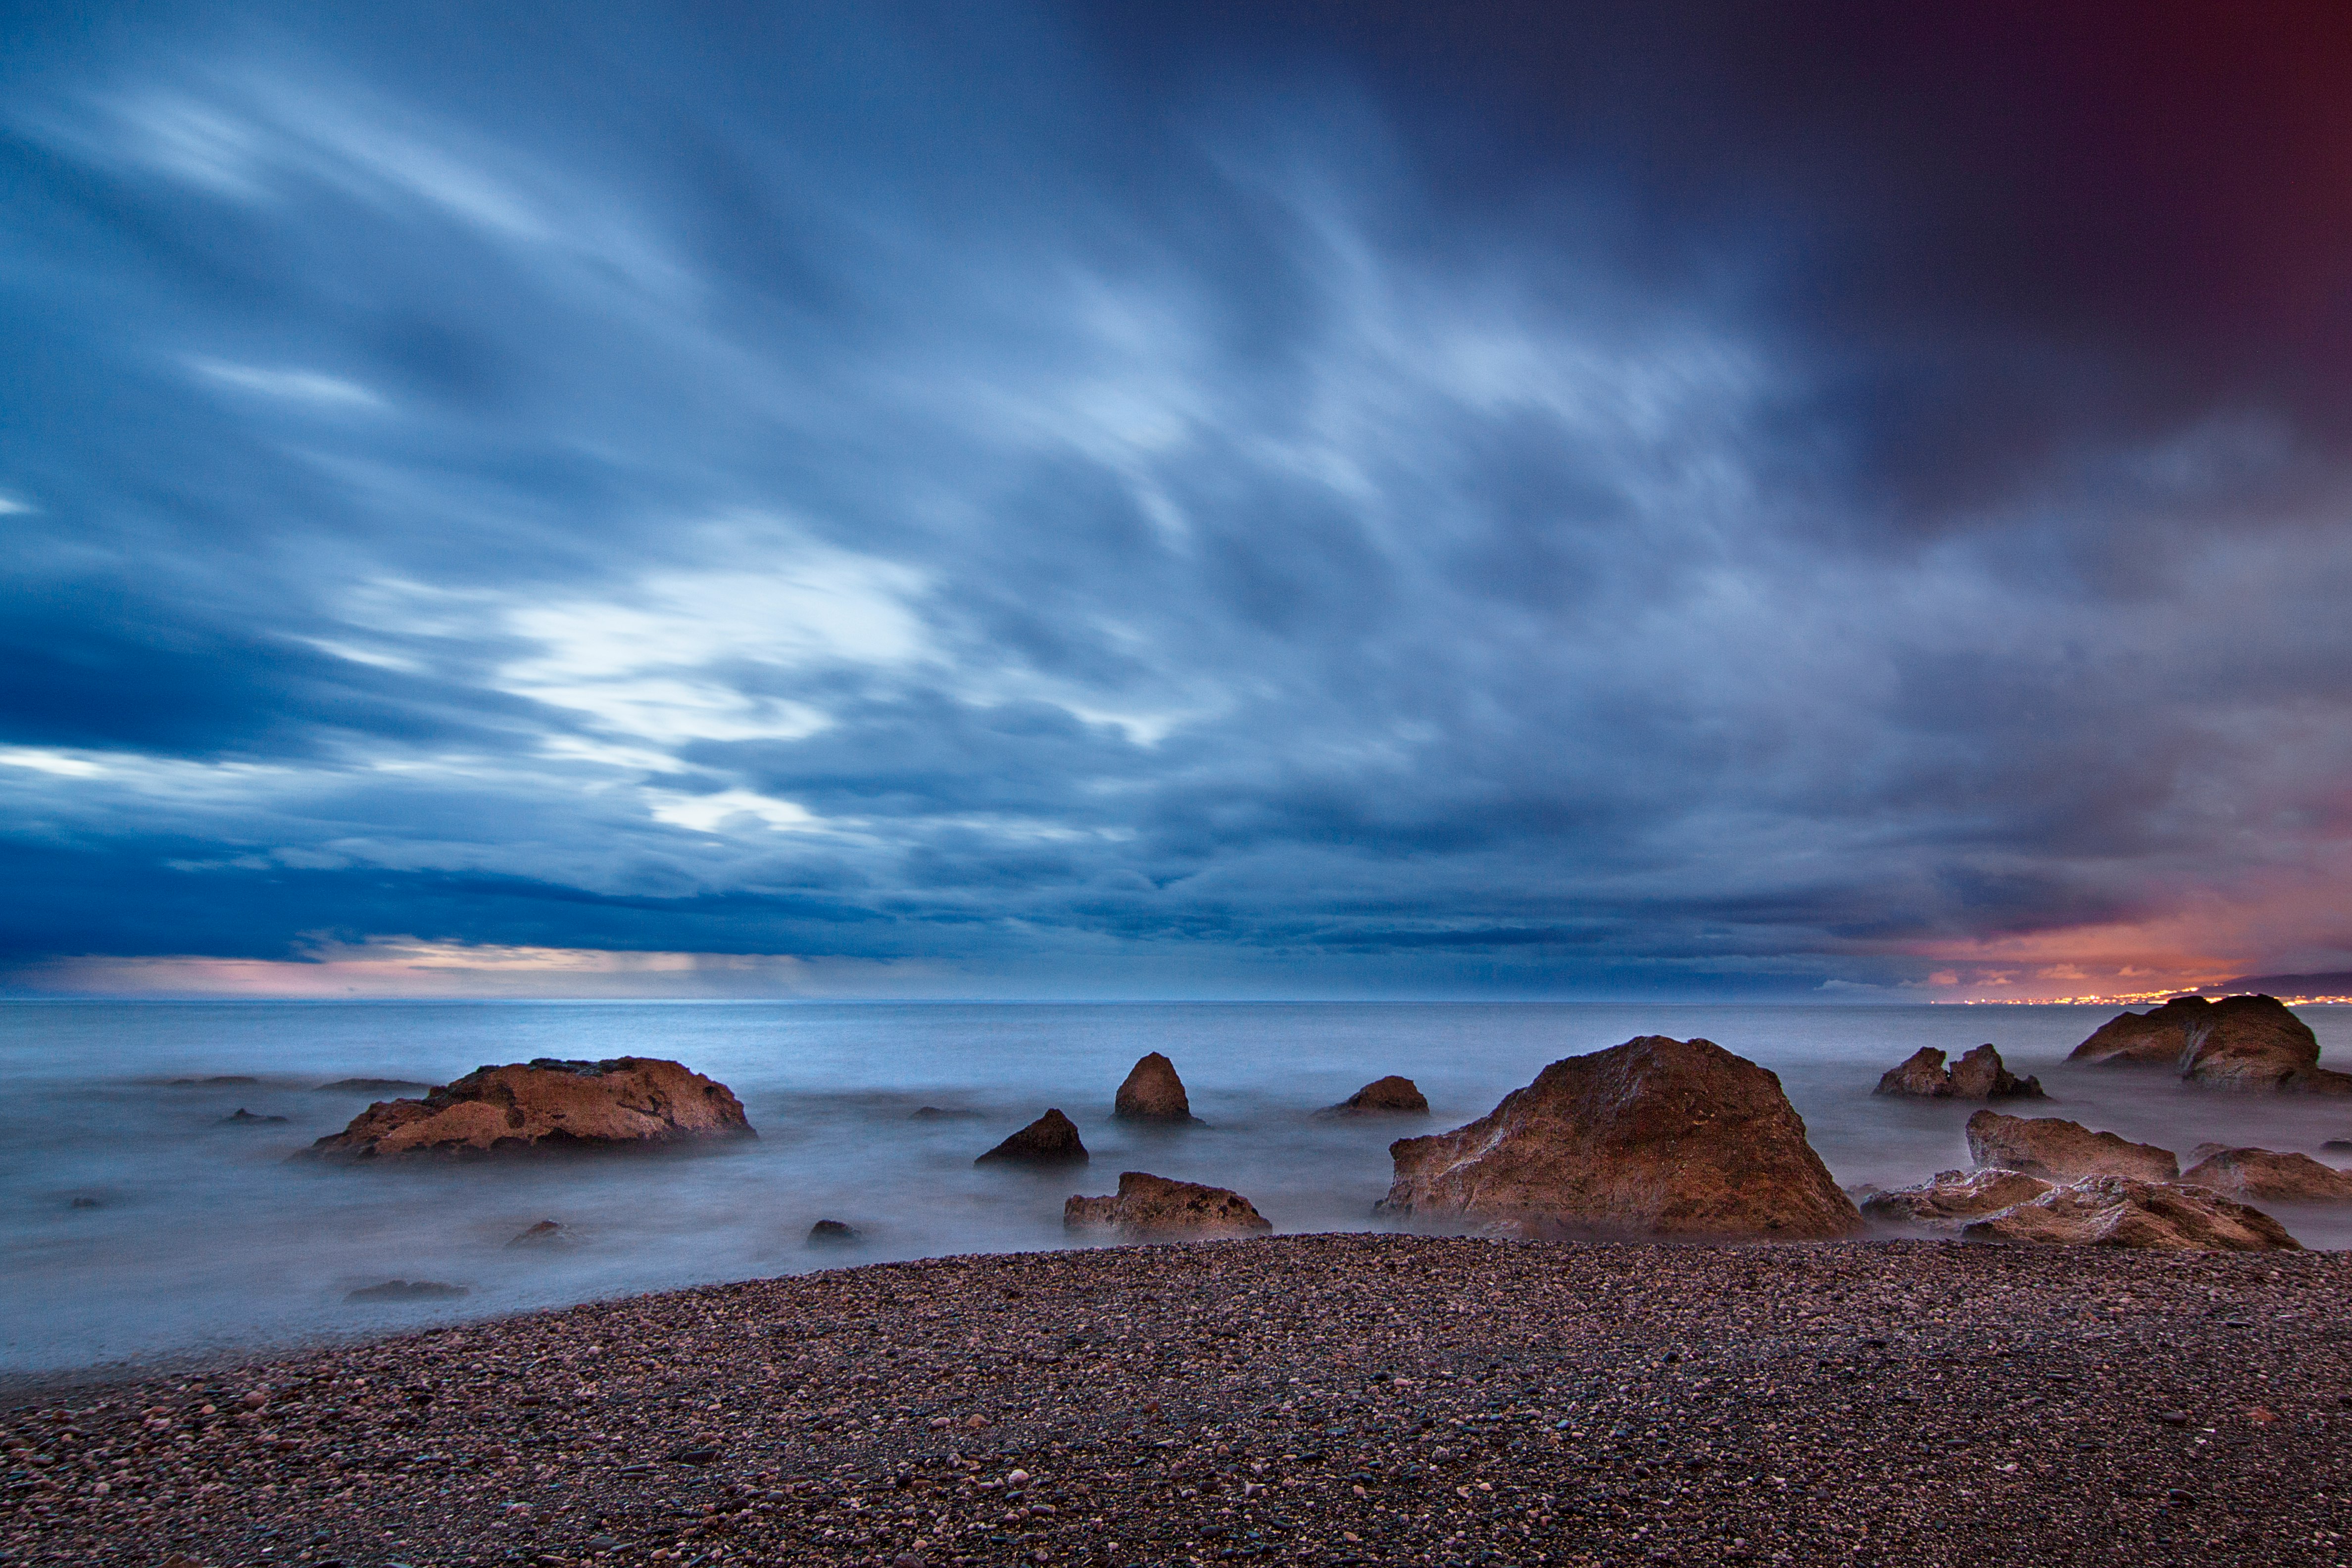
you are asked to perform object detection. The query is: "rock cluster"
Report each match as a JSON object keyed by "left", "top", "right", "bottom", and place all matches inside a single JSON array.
[
  {"left": 2069, "top": 993, "right": 2352, "bottom": 1091},
  {"left": 1963, "top": 1110, "right": 2178, "bottom": 1182},
  {"left": 1320, "top": 1075, "right": 1429, "bottom": 1116},
  {"left": 1063, "top": 1171, "right": 1272, "bottom": 1238},
  {"left": 1112, "top": 1053, "right": 1195, "bottom": 1122},
  {"left": 2179, "top": 1144, "right": 2352, "bottom": 1202},
  {"left": 1379, "top": 1035, "right": 1861, "bottom": 1239},
  {"left": 974, "top": 1109, "right": 1088, "bottom": 1166},
  {"left": 1872, "top": 1044, "right": 2043, "bottom": 1099},
  {"left": 303, "top": 1058, "right": 755, "bottom": 1160},
  {"left": 1960, "top": 1175, "right": 2301, "bottom": 1250}
]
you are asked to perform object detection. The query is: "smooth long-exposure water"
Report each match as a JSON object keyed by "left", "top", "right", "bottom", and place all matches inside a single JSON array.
[{"left": 6, "top": 999, "right": 2352, "bottom": 1377}]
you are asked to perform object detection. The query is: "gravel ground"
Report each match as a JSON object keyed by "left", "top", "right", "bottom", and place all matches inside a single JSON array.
[{"left": 7, "top": 1234, "right": 2352, "bottom": 1568}]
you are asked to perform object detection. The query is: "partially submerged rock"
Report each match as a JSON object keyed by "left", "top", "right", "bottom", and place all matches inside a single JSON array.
[
  {"left": 976, "top": 1108, "right": 1088, "bottom": 1166},
  {"left": 1321, "top": 1076, "right": 1430, "bottom": 1117},
  {"left": 1113, "top": 1053, "right": 1195, "bottom": 1122},
  {"left": 315, "top": 1078, "right": 431, "bottom": 1094},
  {"left": 1378, "top": 1036, "right": 1861, "bottom": 1239},
  {"left": 2069, "top": 994, "right": 2352, "bottom": 1092},
  {"left": 221, "top": 1108, "right": 289, "bottom": 1124},
  {"left": 1873, "top": 1044, "right": 2043, "bottom": 1099},
  {"left": 1964, "top": 1111, "right": 2178, "bottom": 1183},
  {"left": 506, "top": 1220, "right": 570, "bottom": 1247},
  {"left": 302, "top": 1058, "right": 755, "bottom": 1160},
  {"left": 346, "top": 1280, "right": 469, "bottom": 1303},
  {"left": 2179, "top": 1145, "right": 2352, "bottom": 1202},
  {"left": 807, "top": 1220, "right": 863, "bottom": 1245},
  {"left": 1960, "top": 1176, "right": 2301, "bottom": 1251},
  {"left": 1861, "top": 1168, "right": 2055, "bottom": 1229},
  {"left": 1064, "top": 1171, "right": 1272, "bottom": 1239}
]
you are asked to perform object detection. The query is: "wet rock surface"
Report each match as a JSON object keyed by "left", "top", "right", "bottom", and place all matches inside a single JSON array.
[
  {"left": 10, "top": 1235, "right": 2352, "bottom": 1568},
  {"left": 302, "top": 1058, "right": 755, "bottom": 1160},
  {"left": 1382, "top": 1036, "right": 1861, "bottom": 1239},
  {"left": 1862, "top": 1168, "right": 2055, "bottom": 1230},
  {"left": 2181, "top": 1146, "right": 2352, "bottom": 1203},
  {"left": 975, "top": 1110, "right": 1088, "bottom": 1166},
  {"left": 2069, "top": 994, "right": 2352, "bottom": 1092},
  {"left": 1064, "top": 1172, "right": 1272, "bottom": 1239},
  {"left": 1320, "top": 1077, "right": 1430, "bottom": 1117},
  {"left": 1111, "top": 1053, "right": 1194, "bottom": 1122},
  {"left": 1961, "top": 1175, "right": 2302, "bottom": 1251},
  {"left": 1965, "top": 1111, "right": 2179, "bottom": 1183}
]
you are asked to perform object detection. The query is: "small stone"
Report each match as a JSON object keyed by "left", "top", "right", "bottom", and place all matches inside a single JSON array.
[
  {"left": 808, "top": 1220, "right": 862, "bottom": 1245},
  {"left": 2157, "top": 1410, "right": 2189, "bottom": 1425}
]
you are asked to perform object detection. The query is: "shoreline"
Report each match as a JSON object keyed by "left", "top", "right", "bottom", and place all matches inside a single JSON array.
[{"left": 7, "top": 1233, "right": 2351, "bottom": 1567}]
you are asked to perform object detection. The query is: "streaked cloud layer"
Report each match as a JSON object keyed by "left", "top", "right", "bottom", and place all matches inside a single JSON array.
[{"left": 5, "top": 2, "right": 2351, "bottom": 997}]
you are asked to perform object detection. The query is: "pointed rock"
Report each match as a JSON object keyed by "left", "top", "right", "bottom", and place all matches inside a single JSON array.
[
  {"left": 976, "top": 1108, "right": 1089, "bottom": 1166},
  {"left": 1378, "top": 1036, "right": 1861, "bottom": 1239},
  {"left": 1964, "top": 1111, "right": 2177, "bottom": 1183},
  {"left": 1064, "top": 1172, "right": 1271, "bottom": 1238},
  {"left": 1948, "top": 1043, "right": 2044, "bottom": 1099},
  {"left": 1113, "top": 1052, "right": 1194, "bottom": 1122}
]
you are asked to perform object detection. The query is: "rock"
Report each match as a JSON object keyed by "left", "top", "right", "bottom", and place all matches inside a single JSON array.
[
  {"left": 169, "top": 1075, "right": 259, "bottom": 1085},
  {"left": 1320, "top": 1076, "right": 1430, "bottom": 1116},
  {"left": 506, "top": 1220, "right": 571, "bottom": 1247},
  {"left": 1377, "top": 1036, "right": 1862, "bottom": 1239},
  {"left": 1960, "top": 1175, "right": 2301, "bottom": 1251},
  {"left": 1113, "top": 1052, "right": 1195, "bottom": 1122},
  {"left": 1873, "top": 1045, "right": 2043, "bottom": 1099},
  {"left": 68, "top": 1196, "right": 101, "bottom": 1210},
  {"left": 976, "top": 1108, "right": 1088, "bottom": 1166},
  {"left": 2069, "top": 994, "right": 2352, "bottom": 1092},
  {"left": 301, "top": 1057, "right": 754, "bottom": 1159},
  {"left": 1862, "top": 1168, "right": 2056, "bottom": 1229},
  {"left": 2326, "top": 1138, "right": 2352, "bottom": 1152},
  {"left": 1948, "top": 1044, "right": 2045, "bottom": 1099},
  {"left": 1873, "top": 1048, "right": 1953, "bottom": 1097},
  {"left": 1063, "top": 1172, "right": 1273, "bottom": 1238},
  {"left": 807, "top": 1220, "right": 862, "bottom": 1245},
  {"left": 221, "top": 1108, "right": 289, "bottom": 1124},
  {"left": 345, "top": 1280, "right": 469, "bottom": 1302},
  {"left": 314, "top": 1078, "right": 431, "bottom": 1094},
  {"left": 2178, "top": 1146, "right": 2352, "bottom": 1202},
  {"left": 909, "top": 1106, "right": 962, "bottom": 1121},
  {"left": 1964, "top": 1111, "right": 2178, "bottom": 1182}
]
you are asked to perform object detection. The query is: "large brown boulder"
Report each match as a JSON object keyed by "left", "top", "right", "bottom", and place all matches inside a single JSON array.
[
  {"left": 303, "top": 1058, "right": 753, "bottom": 1159},
  {"left": 1861, "top": 1168, "right": 2055, "bottom": 1229},
  {"left": 2180, "top": 1145, "right": 2352, "bottom": 1202},
  {"left": 975, "top": 1109, "right": 1088, "bottom": 1166},
  {"left": 2069, "top": 994, "right": 2352, "bottom": 1092},
  {"left": 1964, "top": 1111, "right": 2177, "bottom": 1183},
  {"left": 1113, "top": 1052, "right": 1195, "bottom": 1122},
  {"left": 1377, "top": 1036, "right": 1862, "bottom": 1239},
  {"left": 1960, "top": 1175, "right": 2301, "bottom": 1251},
  {"left": 1873, "top": 1048, "right": 1953, "bottom": 1097},
  {"left": 1063, "top": 1172, "right": 1272, "bottom": 1238},
  {"left": 1321, "top": 1076, "right": 1430, "bottom": 1117}
]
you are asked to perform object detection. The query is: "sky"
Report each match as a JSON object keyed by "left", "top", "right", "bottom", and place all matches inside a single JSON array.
[{"left": 4, "top": 1, "right": 2352, "bottom": 1001}]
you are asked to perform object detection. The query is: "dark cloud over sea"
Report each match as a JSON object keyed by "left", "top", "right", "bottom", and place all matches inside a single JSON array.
[{"left": 4, "top": 1, "right": 2350, "bottom": 996}]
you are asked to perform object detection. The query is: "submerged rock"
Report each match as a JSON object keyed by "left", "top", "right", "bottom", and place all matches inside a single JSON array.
[
  {"left": 302, "top": 1058, "right": 755, "bottom": 1160},
  {"left": 506, "top": 1219, "right": 571, "bottom": 1247},
  {"left": 1378, "top": 1036, "right": 1862, "bottom": 1239},
  {"left": 346, "top": 1280, "right": 469, "bottom": 1302},
  {"left": 2179, "top": 1145, "right": 2352, "bottom": 1202},
  {"left": 976, "top": 1108, "right": 1088, "bottom": 1166},
  {"left": 1874, "top": 1048, "right": 1954, "bottom": 1097},
  {"left": 1064, "top": 1172, "right": 1272, "bottom": 1239},
  {"left": 2069, "top": 994, "right": 2352, "bottom": 1092},
  {"left": 1873, "top": 1044, "right": 2043, "bottom": 1099},
  {"left": 1964, "top": 1111, "right": 2178, "bottom": 1183},
  {"left": 1320, "top": 1076, "right": 1430, "bottom": 1117},
  {"left": 314, "top": 1078, "right": 431, "bottom": 1094},
  {"left": 169, "top": 1076, "right": 259, "bottom": 1086},
  {"left": 221, "top": 1108, "right": 289, "bottom": 1124},
  {"left": 1862, "top": 1168, "right": 2055, "bottom": 1229},
  {"left": 1960, "top": 1175, "right": 2301, "bottom": 1251},
  {"left": 807, "top": 1220, "right": 863, "bottom": 1245},
  {"left": 1113, "top": 1053, "right": 1195, "bottom": 1122}
]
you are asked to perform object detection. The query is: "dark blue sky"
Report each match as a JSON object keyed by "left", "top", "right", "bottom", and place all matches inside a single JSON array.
[{"left": 5, "top": 1, "right": 2352, "bottom": 998}]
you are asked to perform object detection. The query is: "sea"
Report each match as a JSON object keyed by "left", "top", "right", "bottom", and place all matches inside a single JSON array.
[{"left": 6, "top": 999, "right": 2352, "bottom": 1381}]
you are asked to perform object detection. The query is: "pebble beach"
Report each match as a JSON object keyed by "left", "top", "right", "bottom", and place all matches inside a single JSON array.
[{"left": 8, "top": 1233, "right": 2351, "bottom": 1568}]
